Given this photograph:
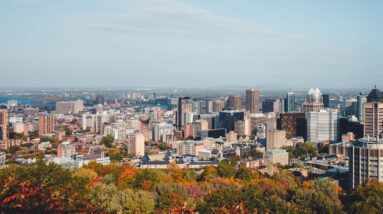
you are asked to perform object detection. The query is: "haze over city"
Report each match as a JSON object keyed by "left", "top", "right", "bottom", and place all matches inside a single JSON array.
[{"left": 1, "top": 0, "right": 383, "bottom": 88}]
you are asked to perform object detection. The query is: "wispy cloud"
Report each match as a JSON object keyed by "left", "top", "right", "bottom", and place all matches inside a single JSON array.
[{"left": 71, "top": 0, "right": 311, "bottom": 42}]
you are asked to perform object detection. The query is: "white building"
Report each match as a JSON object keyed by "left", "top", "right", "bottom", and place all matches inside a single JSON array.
[
  {"left": 127, "top": 132, "right": 145, "bottom": 157},
  {"left": 177, "top": 140, "right": 204, "bottom": 156},
  {"left": 56, "top": 100, "right": 84, "bottom": 114},
  {"left": 152, "top": 122, "right": 174, "bottom": 142},
  {"left": 307, "top": 109, "right": 338, "bottom": 143},
  {"left": 349, "top": 137, "right": 383, "bottom": 189},
  {"left": 75, "top": 151, "right": 111, "bottom": 168},
  {"left": 264, "top": 149, "right": 289, "bottom": 166}
]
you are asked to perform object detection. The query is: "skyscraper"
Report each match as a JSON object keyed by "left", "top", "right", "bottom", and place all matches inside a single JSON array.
[
  {"left": 364, "top": 102, "right": 383, "bottom": 137},
  {"left": 307, "top": 109, "right": 339, "bottom": 143},
  {"left": 262, "top": 99, "right": 283, "bottom": 113},
  {"left": 38, "top": 113, "right": 56, "bottom": 136},
  {"left": 219, "top": 110, "right": 244, "bottom": 132},
  {"left": 277, "top": 112, "right": 307, "bottom": 139},
  {"left": 177, "top": 97, "right": 192, "bottom": 130},
  {"left": 364, "top": 87, "right": 383, "bottom": 137},
  {"left": 349, "top": 137, "right": 383, "bottom": 190},
  {"left": 228, "top": 95, "right": 243, "bottom": 111},
  {"left": 302, "top": 88, "right": 324, "bottom": 113},
  {"left": 357, "top": 93, "right": 366, "bottom": 122},
  {"left": 246, "top": 89, "right": 260, "bottom": 113},
  {"left": 322, "top": 94, "right": 330, "bottom": 108},
  {"left": 212, "top": 100, "right": 225, "bottom": 113},
  {"left": 0, "top": 109, "right": 8, "bottom": 141},
  {"left": 285, "top": 92, "right": 296, "bottom": 112}
]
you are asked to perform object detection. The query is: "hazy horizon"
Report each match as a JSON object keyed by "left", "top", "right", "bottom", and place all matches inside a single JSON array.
[{"left": 1, "top": 0, "right": 382, "bottom": 88}]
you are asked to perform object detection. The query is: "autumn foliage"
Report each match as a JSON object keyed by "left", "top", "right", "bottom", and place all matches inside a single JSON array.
[{"left": 1, "top": 160, "right": 383, "bottom": 213}]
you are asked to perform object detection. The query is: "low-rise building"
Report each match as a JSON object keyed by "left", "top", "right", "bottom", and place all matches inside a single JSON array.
[{"left": 264, "top": 149, "right": 289, "bottom": 166}]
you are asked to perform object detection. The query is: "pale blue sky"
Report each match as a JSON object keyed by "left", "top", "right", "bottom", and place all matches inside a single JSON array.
[{"left": 0, "top": 0, "right": 382, "bottom": 88}]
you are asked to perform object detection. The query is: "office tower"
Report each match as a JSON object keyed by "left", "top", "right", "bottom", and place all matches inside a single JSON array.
[
  {"left": 38, "top": 113, "right": 56, "bottom": 136},
  {"left": 153, "top": 122, "right": 173, "bottom": 142},
  {"left": 262, "top": 99, "right": 283, "bottom": 114},
  {"left": 285, "top": 92, "right": 296, "bottom": 112},
  {"left": 212, "top": 100, "right": 225, "bottom": 112},
  {"left": 193, "top": 100, "right": 211, "bottom": 114},
  {"left": 266, "top": 130, "right": 287, "bottom": 151},
  {"left": 367, "top": 86, "right": 383, "bottom": 102},
  {"left": 96, "top": 95, "right": 105, "bottom": 105},
  {"left": 56, "top": 100, "right": 84, "bottom": 114},
  {"left": 228, "top": 95, "right": 243, "bottom": 111},
  {"left": 219, "top": 110, "right": 244, "bottom": 132},
  {"left": 322, "top": 94, "right": 330, "bottom": 108},
  {"left": 176, "top": 97, "right": 192, "bottom": 130},
  {"left": 246, "top": 89, "right": 260, "bottom": 113},
  {"left": 364, "top": 87, "right": 383, "bottom": 137},
  {"left": 344, "top": 99, "right": 358, "bottom": 117},
  {"left": 307, "top": 109, "right": 339, "bottom": 143},
  {"left": 338, "top": 117, "right": 364, "bottom": 140},
  {"left": 357, "top": 93, "right": 366, "bottom": 122},
  {"left": 193, "top": 119, "right": 209, "bottom": 138},
  {"left": 127, "top": 132, "right": 145, "bottom": 157},
  {"left": 0, "top": 109, "right": 9, "bottom": 141},
  {"left": 200, "top": 113, "right": 220, "bottom": 130},
  {"left": 349, "top": 137, "right": 383, "bottom": 190},
  {"left": 364, "top": 102, "right": 383, "bottom": 137},
  {"left": 302, "top": 88, "right": 324, "bottom": 113}
]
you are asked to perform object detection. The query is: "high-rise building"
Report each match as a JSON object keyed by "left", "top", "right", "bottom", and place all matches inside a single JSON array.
[
  {"left": 349, "top": 137, "right": 383, "bottom": 190},
  {"left": 364, "top": 87, "right": 383, "bottom": 138},
  {"left": 0, "top": 109, "right": 9, "bottom": 141},
  {"left": 212, "top": 100, "right": 225, "bottom": 113},
  {"left": 285, "top": 92, "right": 296, "bottom": 112},
  {"left": 302, "top": 88, "right": 324, "bottom": 113},
  {"left": 366, "top": 86, "right": 383, "bottom": 102},
  {"left": 307, "top": 109, "right": 338, "bottom": 143},
  {"left": 357, "top": 93, "right": 367, "bottom": 122},
  {"left": 127, "top": 132, "right": 145, "bottom": 157},
  {"left": 38, "top": 113, "right": 56, "bottom": 136},
  {"left": 262, "top": 99, "right": 284, "bottom": 114},
  {"left": 338, "top": 117, "right": 364, "bottom": 140},
  {"left": 176, "top": 97, "right": 192, "bottom": 130},
  {"left": 228, "top": 95, "right": 243, "bottom": 111},
  {"left": 219, "top": 110, "right": 244, "bottom": 132},
  {"left": 364, "top": 102, "right": 383, "bottom": 137},
  {"left": 322, "top": 94, "right": 330, "bottom": 108},
  {"left": 246, "top": 89, "right": 260, "bottom": 113},
  {"left": 56, "top": 100, "right": 84, "bottom": 114}
]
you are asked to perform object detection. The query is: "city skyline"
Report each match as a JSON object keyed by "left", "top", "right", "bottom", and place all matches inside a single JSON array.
[{"left": 1, "top": 0, "right": 383, "bottom": 88}]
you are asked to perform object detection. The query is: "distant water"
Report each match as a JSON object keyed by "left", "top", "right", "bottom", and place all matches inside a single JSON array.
[{"left": 0, "top": 96, "right": 33, "bottom": 105}]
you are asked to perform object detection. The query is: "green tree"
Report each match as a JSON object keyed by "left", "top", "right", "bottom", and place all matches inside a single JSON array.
[
  {"left": 101, "top": 135, "right": 114, "bottom": 148},
  {"left": 347, "top": 180, "right": 383, "bottom": 213},
  {"left": 217, "top": 159, "right": 236, "bottom": 178},
  {"left": 235, "top": 168, "right": 257, "bottom": 181}
]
